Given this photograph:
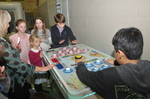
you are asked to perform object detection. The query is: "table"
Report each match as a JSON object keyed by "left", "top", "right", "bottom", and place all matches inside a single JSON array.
[{"left": 42, "top": 44, "right": 114, "bottom": 99}]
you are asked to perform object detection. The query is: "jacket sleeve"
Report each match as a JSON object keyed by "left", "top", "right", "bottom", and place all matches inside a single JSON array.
[
  {"left": 76, "top": 62, "right": 105, "bottom": 97},
  {"left": 1, "top": 39, "right": 35, "bottom": 76},
  {"left": 51, "top": 26, "right": 60, "bottom": 44},
  {"left": 67, "top": 27, "right": 76, "bottom": 41}
]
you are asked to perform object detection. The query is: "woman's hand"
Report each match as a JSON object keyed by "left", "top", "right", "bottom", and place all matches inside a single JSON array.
[{"left": 0, "top": 66, "right": 6, "bottom": 79}]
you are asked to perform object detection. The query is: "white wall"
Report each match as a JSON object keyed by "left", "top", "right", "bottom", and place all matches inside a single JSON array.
[
  {"left": 61, "top": 0, "right": 69, "bottom": 26},
  {"left": 32, "top": 0, "right": 58, "bottom": 28},
  {"left": 32, "top": 1, "right": 50, "bottom": 28},
  {"left": 47, "top": 0, "right": 57, "bottom": 28},
  {"left": 67, "top": 0, "right": 150, "bottom": 60}
]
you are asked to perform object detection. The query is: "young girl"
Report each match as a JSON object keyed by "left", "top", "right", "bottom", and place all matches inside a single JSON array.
[
  {"left": 28, "top": 34, "right": 48, "bottom": 92},
  {"left": 31, "top": 17, "right": 52, "bottom": 51},
  {"left": 9, "top": 19, "right": 30, "bottom": 63}
]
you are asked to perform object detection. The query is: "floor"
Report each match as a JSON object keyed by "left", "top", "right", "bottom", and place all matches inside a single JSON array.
[
  {"left": 41, "top": 76, "right": 103, "bottom": 99},
  {"left": 42, "top": 77, "right": 65, "bottom": 99}
]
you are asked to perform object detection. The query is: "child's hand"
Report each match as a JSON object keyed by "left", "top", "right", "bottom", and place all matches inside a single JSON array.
[
  {"left": 47, "top": 64, "right": 55, "bottom": 69},
  {"left": 12, "top": 43, "right": 21, "bottom": 53},
  {"left": 72, "top": 40, "right": 78, "bottom": 44},
  {"left": 16, "top": 43, "right": 21, "bottom": 49},
  {"left": 35, "top": 64, "right": 55, "bottom": 72},
  {"left": 104, "top": 59, "right": 115, "bottom": 64},
  {"left": 15, "top": 43, "right": 21, "bottom": 53},
  {"left": 41, "top": 39, "right": 46, "bottom": 42},
  {"left": 10, "top": 40, "right": 21, "bottom": 49},
  {"left": 40, "top": 52, "right": 43, "bottom": 58},
  {"left": 59, "top": 39, "right": 65, "bottom": 44},
  {"left": 0, "top": 66, "right": 6, "bottom": 79},
  {"left": 11, "top": 43, "right": 17, "bottom": 48}
]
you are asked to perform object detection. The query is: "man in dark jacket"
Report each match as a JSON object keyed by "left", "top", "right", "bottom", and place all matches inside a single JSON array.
[{"left": 76, "top": 27, "right": 150, "bottom": 99}]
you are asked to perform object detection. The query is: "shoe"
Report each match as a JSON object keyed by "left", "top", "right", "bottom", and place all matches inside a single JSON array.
[
  {"left": 28, "top": 88, "right": 37, "bottom": 93},
  {"left": 47, "top": 83, "right": 51, "bottom": 87}
]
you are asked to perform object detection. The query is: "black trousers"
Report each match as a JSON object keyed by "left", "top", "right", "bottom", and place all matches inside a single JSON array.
[
  {"left": 8, "top": 82, "right": 30, "bottom": 99},
  {"left": 47, "top": 71, "right": 50, "bottom": 79},
  {"left": 34, "top": 84, "right": 43, "bottom": 92}
]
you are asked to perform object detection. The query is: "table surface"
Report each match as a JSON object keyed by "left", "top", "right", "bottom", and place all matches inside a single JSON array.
[{"left": 43, "top": 44, "right": 114, "bottom": 98}]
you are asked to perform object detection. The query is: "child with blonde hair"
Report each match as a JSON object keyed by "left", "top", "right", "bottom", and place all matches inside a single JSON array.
[
  {"left": 28, "top": 34, "right": 48, "bottom": 92},
  {"left": 31, "top": 17, "right": 52, "bottom": 87}
]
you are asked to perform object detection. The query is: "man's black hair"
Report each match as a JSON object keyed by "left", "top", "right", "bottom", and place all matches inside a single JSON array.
[{"left": 112, "top": 27, "right": 143, "bottom": 59}]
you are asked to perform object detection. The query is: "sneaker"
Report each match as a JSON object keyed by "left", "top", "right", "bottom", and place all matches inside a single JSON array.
[
  {"left": 47, "top": 80, "right": 51, "bottom": 87},
  {"left": 28, "top": 88, "right": 37, "bottom": 93}
]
